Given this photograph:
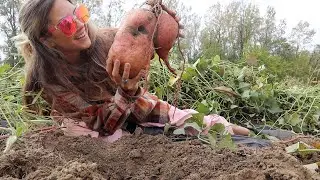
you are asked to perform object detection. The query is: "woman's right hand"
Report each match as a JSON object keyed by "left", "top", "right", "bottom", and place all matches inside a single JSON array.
[{"left": 106, "top": 59, "right": 146, "bottom": 96}]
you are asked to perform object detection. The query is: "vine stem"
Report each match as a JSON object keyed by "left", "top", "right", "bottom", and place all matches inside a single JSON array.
[{"left": 172, "top": 22, "right": 187, "bottom": 119}]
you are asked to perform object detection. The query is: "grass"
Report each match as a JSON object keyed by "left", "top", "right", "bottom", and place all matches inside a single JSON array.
[{"left": 0, "top": 61, "right": 52, "bottom": 139}]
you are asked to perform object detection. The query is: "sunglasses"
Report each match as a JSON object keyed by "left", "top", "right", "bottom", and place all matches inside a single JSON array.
[{"left": 48, "top": 4, "right": 90, "bottom": 37}]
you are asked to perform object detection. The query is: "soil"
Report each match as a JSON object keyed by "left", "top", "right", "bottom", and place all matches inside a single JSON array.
[{"left": 0, "top": 130, "right": 319, "bottom": 180}]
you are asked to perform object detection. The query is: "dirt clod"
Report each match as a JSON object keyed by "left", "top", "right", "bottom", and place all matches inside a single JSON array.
[{"left": 129, "top": 149, "right": 143, "bottom": 158}]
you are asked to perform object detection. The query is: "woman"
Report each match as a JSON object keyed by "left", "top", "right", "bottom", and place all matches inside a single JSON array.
[{"left": 16, "top": 0, "right": 249, "bottom": 142}]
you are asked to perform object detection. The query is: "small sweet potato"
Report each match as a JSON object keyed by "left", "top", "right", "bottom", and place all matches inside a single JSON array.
[
  {"left": 147, "top": 0, "right": 180, "bottom": 74},
  {"left": 107, "top": 9, "right": 157, "bottom": 78},
  {"left": 154, "top": 11, "right": 179, "bottom": 74}
]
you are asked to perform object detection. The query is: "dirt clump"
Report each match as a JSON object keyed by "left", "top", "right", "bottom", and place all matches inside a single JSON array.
[{"left": 0, "top": 131, "right": 318, "bottom": 180}]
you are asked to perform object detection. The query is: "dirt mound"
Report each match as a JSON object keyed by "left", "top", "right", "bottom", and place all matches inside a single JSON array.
[{"left": 0, "top": 131, "right": 318, "bottom": 180}]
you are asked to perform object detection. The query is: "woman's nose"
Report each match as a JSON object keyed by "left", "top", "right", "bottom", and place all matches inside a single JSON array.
[
  {"left": 74, "top": 17, "right": 83, "bottom": 25},
  {"left": 73, "top": 17, "right": 85, "bottom": 30}
]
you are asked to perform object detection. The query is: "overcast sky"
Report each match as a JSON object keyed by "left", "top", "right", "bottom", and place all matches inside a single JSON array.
[
  {"left": 115, "top": 0, "right": 320, "bottom": 45},
  {"left": 2, "top": 0, "right": 320, "bottom": 46}
]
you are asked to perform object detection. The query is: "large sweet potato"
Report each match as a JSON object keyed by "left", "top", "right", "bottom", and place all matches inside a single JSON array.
[{"left": 107, "top": 9, "right": 157, "bottom": 78}]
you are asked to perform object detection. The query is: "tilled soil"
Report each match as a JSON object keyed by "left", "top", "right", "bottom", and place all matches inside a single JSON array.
[{"left": 0, "top": 131, "right": 319, "bottom": 180}]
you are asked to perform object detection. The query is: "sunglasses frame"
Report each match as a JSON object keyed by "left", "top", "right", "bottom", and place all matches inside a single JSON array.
[{"left": 48, "top": 4, "right": 90, "bottom": 37}]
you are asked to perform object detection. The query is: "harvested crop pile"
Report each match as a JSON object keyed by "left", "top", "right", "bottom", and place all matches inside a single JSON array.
[{"left": 0, "top": 131, "right": 318, "bottom": 180}]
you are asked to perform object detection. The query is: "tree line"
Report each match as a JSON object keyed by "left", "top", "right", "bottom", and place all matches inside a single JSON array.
[{"left": 0, "top": 0, "right": 319, "bottom": 79}]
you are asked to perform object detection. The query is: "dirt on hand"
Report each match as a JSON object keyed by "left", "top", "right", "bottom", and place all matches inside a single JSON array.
[{"left": 0, "top": 131, "right": 319, "bottom": 180}]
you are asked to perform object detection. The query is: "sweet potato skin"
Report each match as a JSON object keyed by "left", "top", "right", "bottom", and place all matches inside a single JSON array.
[
  {"left": 107, "top": 9, "right": 157, "bottom": 78},
  {"left": 154, "top": 12, "right": 179, "bottom": 74}
]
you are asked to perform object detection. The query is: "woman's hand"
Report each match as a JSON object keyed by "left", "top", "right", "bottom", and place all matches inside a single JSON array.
[{"left": 107, "top": 59, "right": 146, "bottom": 96}]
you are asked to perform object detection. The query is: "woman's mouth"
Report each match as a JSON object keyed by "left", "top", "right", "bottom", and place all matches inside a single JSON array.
[
  {"left": 74, "top": 27, "right": 87, "bottom": 40},
  {"left": 74, "top": 31, "right": 86, "bottom": 40}
]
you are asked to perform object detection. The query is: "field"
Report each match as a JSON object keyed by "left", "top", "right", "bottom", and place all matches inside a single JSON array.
[{"left": 0, "top": 57, "right": 320, "bottom": 179}]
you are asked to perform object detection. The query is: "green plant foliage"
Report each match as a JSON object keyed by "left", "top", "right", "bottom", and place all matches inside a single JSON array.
[
  {"left": 149, "top": 55, "right": 320, "bottom": 135},
  {"left": 0, "top": 64, "right": 52, "bottom": 136}
]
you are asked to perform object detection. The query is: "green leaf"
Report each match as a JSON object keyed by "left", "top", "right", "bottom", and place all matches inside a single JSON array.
[
  {"left": 163, "top": 123, "right": 171, "bottom": 135},
  {"left": 250, "top": 91, "right": 259, "bottom": 98},
  {"left": 278, "top": 118, "right": 285, "bottom": 125},
  {"left": 237, "top": 67, "right": 247, "bottom": 81},
  {"left": 4, "top": 95, "right": 15, "bottom": 102},
  {"left": 182, "top": 67, "right": 197, "bottom": 81},
  {"left": 256, "top": 80, "right": 264, "bottom": 89},
  {"left": 299, "top": 149, "right": 320, "bottom": 153},
  {"left": 289, "top": 113, "right": 302, "bottom": 126},
  {"left": 184, "top": 122, "right": 202, "bottom": 133},
  {"left": 212, "top": 55, "right": 221, "bottom": 65},
  {"left": 285, "top": 142, "right": 308, "bottom": 153},
  {"left": 155, "top": 87, "right": 164, "bottom": 99},
  {"left": 15, "top": 123, "right": 27, "bottom": 137},
  {"left": 258, "top": 65, "right": 266, "bottom": 72},
  {"left": 192, "top": 58, "right": 201, "bottom": 67},
  {"left": 230, "top": 105, "right": 238, "bottom": 109},
  {"left": 217, "top": 134, "right": 236, "bottom": 151},
  {"left": 168, "top": 75, "right": 179, "bottom": 86},
  {"left": 207, "top": 133, "right": 217, "bottom": 149},
  {"left": 209, "top": 123, "right": 225, "bottom": 134},
  {"left": 0, "top": 64, "right": 11, "bottom": 75},
  {"left": 196, "top": 102, "right": 210, "bottom": 114},
  {"left": 239, "top": 82, "right": 251, "bottom": 90},
  {"left": 268, "top": 102, "right": 283, "bottom": 114},
  {"left": 196, "top": 58, "right": 209, "bottom": 72},
  {"left": 191, "top": 113, "right": 205, "bottom": 127},
  {"left": 241, "top": 90, "right": 251, "bottom": 99}
]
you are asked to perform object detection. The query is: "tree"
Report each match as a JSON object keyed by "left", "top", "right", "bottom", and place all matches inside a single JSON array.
[
  {"left": 309, "top": 45, "right": 320, "bottom": 80},
  {"left": 76, "top": 0, "right": 124, "bottom": 28},
  {"left": 200, "top": 2, "right": 261, "bottom": 60},
  {"left": 289, "top": 21, "right": 316, "bottom": 56},
  {"left": 237, "top": 3, "right": 261, "bottom": 58},
  {"left": 0, "top": 0, "right": 21, "bottom": 66},
  {"left": 270, "top": 19, "right": 289, "bottom": 56},
  {"left": 102, "top": 0, "right": 125, "bottom": 27},
  {"left": 200, "top": 3, "right": 225, "bottom": 59},
  {"left": 259, "top": 6, "right": 277, "bottom": 51},
  {"left": 162, "top": 0, "right": 201, "bottom": 63}
]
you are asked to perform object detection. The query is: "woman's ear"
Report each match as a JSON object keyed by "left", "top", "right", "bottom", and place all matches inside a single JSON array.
[{"left": 40, "top": 37, "right": 56, "bottom": 48}]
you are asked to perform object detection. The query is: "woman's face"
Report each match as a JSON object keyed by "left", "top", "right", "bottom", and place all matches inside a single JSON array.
[{"left": 47, "top": 0, "right": 91, "bottom": 53}]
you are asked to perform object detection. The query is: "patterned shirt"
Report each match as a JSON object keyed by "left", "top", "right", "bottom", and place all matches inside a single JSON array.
[{"left": 50, "top": 86, "right": 170, "bottom": 135}]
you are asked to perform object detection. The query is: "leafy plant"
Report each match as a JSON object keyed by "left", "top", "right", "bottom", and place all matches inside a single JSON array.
[
  {"left": 170, "top": 113, "right": 237, "bottom": 151},
  {"left": 149, "top": 55, "right": 320, "bottom": 135}
]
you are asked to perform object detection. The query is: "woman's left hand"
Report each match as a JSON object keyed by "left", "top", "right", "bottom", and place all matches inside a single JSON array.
[{"left": 107, "top": 59, "right": 146, "bottom": 96}]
